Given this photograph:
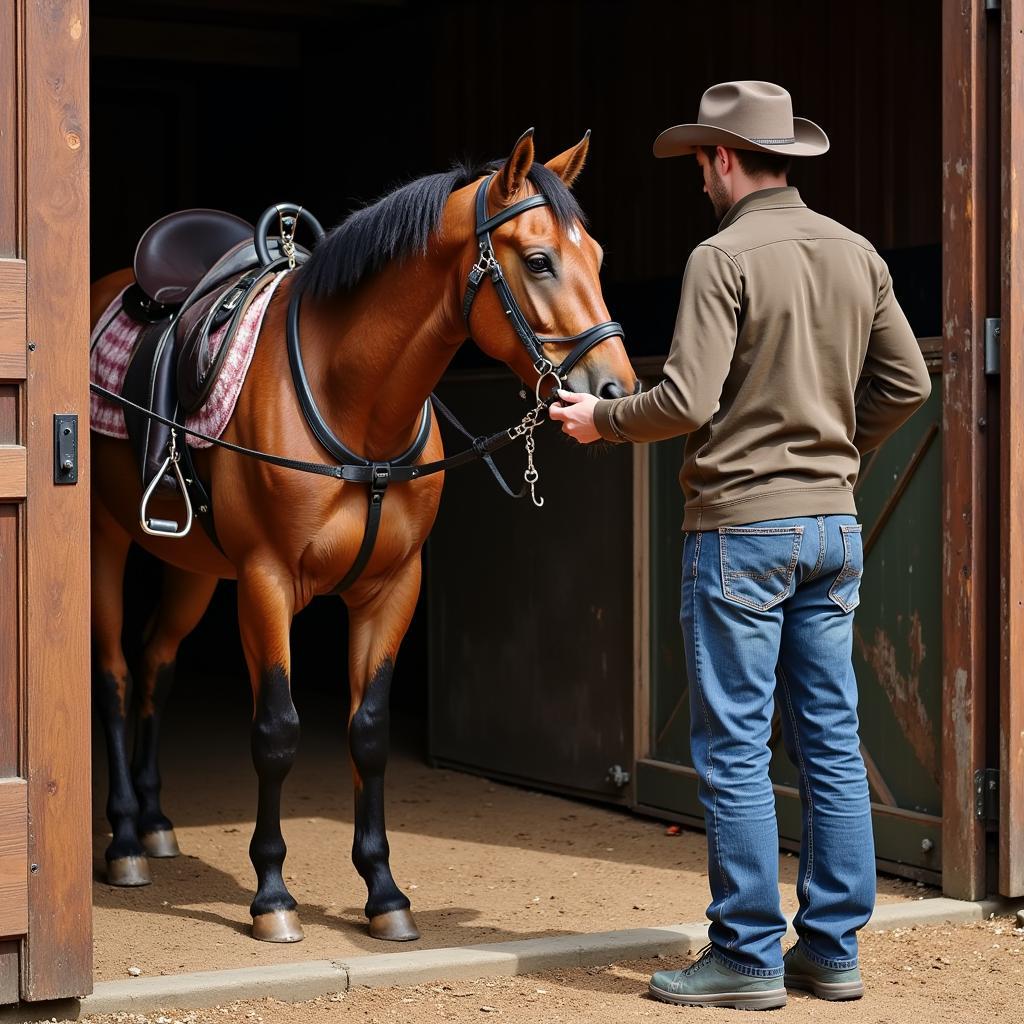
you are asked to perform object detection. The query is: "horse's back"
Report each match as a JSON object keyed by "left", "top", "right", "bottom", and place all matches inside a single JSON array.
[{"left": 92, "top": 268, "right": 134, "bottom": 327}]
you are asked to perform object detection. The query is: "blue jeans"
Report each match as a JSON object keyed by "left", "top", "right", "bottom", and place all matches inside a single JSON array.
[{"left": 681, "top": 514, "right": 875, "bottom": 978}]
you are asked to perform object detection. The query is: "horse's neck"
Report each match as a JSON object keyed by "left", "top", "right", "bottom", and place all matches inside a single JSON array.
[{"left": 300, "top": 263, "right": 462, "bottom": 460}]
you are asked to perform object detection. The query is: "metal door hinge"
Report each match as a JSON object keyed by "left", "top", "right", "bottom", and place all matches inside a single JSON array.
[
  {"left": 985, "top": 318, "right": 1001, "bottom": 376},
  {"left": 974, "top": 768, "right": 999, "bottom": 826}
]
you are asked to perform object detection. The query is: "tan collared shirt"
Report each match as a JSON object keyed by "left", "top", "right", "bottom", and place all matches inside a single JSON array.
[{"left": 594, "top": 187, "right": 931, "bottom": 530}]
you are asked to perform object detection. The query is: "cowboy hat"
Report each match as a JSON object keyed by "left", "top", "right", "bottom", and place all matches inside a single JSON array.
[{"left": 653, "top": 81, "right": 829, "bottom": 158}]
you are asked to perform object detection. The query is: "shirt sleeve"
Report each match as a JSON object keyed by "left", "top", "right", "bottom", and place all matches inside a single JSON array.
[
  {"left": 852, "top": 265, "right": 932, "bottom": 455},
  {"left": 593, "top": 244, "right": 743, "bottom": 444}
]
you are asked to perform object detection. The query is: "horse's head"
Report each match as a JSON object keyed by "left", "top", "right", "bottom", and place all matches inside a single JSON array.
[{"left": 453, "top": 130, "right": 638, "bottom": 402}]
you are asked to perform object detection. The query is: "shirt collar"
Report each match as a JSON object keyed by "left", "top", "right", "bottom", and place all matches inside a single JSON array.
[{"left": 717, "top": 186, "right": 805, "bottom": 231}]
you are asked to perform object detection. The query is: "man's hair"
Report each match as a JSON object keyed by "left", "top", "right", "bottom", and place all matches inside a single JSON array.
[{"left": 700, "top": 145, "right": 791, "bottom": 179}]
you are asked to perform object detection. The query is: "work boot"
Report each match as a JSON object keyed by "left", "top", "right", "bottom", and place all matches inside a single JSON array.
[
  {"left": 648, "top": 943, "right": 787, "bottom": 1010},
  {"left": 783, "top": 941, "right": 864, "bottom": 1001}
]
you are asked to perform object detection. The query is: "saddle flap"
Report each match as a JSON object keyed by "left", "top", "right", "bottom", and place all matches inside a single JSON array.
[{"left": 121, "top": 318, "right": 180, "bottom": 496}]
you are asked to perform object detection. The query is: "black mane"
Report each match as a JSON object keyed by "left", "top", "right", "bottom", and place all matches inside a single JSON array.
[{"left": 295, "top": 159, "right": 585, "bottom": 300}]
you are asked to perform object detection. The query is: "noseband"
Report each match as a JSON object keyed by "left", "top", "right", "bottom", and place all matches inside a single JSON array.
[{"left": 461, "top": 174, "right": 624, "bottom": 398}]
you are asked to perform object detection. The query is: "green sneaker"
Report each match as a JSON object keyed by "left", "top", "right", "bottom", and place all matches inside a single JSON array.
[
  {"left": 648, "top": 944, "right": 787, "bottom": 1010},
  {"left": 783, "top": 941, "right": 864, "bottom": 1001}
]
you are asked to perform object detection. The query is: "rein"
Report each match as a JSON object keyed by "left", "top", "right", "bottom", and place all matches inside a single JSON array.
[{"left": 91, "top": 178, "right": 625, "bottom": 592}]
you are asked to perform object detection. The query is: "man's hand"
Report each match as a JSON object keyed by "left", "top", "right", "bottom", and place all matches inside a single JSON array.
[{"left": 548, "top": 389, "right": 602, "bottom": 444}]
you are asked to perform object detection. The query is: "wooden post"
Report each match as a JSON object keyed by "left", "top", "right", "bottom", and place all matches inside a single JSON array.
[
  {"left": 1000, "top": 0, "right": 1024, "bottom": 898},
  {"left": 941, "top": 0, "right": 989, "bottom": 901},
  {"left": 20, "top": 0, "right": 92, "bottom": 1000}
]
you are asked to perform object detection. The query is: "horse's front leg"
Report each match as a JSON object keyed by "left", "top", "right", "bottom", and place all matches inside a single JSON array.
[
  {"left": 237, "top": 567, "right": 303, "bottom": 943},
  {"left": 346, "top": 556, "right": 422, "bottom": 941}
]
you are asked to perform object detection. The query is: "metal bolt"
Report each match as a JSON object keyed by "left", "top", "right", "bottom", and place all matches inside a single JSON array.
[
  {"left": 921, "top": 838, "right": 934, "bottom": 853},
  {"left": 30, "top": 863, "right": 39, "bottom": 874}
]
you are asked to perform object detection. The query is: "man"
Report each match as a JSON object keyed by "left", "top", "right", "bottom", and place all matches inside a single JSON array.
[{"left": 551, "top": 81, "right": 931, "bottom": 1010}]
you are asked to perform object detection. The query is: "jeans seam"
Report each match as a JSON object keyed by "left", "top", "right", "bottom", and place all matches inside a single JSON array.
[
  {"left": 778, "top": 665, "right": 814, "bottom": 908},
  {"left": 804, "top": 516, "right": 827, "bottom": 582},
  {"left": 712, "top": 948, "right": 785, "bottom": 979},
  {"left": 691, "top": 533, "right": 731, "bottom": 924}
]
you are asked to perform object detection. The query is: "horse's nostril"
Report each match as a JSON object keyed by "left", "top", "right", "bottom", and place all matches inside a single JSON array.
[{"left": 599, "top": 381, "right": 629, "bottom": 400}]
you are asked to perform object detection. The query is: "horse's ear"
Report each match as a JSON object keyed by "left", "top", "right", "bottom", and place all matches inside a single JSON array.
[
  {"left": 545, "top": 130, "right": 590, "bottom": 188},
  {"left": 494, "top": 128, "right": 535, "bottom": 204}
]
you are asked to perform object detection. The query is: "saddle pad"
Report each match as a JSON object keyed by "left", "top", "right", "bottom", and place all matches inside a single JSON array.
[{"left": 90, "top": 271, "right": 287, "bottom": 446}]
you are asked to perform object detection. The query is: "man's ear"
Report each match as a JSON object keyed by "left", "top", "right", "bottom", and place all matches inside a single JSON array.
[
  {"left": 493, "top": 128, "right": 536, "bottom": 204},
  {"left": 544, "top": 130, "right": 590, "bottom": 188}
]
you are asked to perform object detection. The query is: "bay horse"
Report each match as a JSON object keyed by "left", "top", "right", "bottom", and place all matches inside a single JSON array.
[{"left": 90, "top": 130, "right": 637, "bottom": 943}]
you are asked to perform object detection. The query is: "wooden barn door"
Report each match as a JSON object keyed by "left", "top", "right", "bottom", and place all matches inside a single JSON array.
[
  {"left": 999, "top": 0, "right": 1024, "bottom": 899},
  {"left": 0, "top": 0, "right": 92, "bottom": 1003}
]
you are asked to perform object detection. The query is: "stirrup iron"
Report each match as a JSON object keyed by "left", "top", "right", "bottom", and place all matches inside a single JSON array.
[{"left": 139, "top": 430, "right": 194, "bottom": 539}]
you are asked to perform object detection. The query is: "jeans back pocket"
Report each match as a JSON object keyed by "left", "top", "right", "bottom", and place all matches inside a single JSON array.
[
  {"left": 718, "top": 525, "right": 803, "bottom": 612},
  {"left": 828, "top": 523, "right": 864, "bottom": 613}
]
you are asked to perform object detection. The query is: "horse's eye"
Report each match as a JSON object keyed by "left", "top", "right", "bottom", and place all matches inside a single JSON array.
[{"left": 526, "top": 253, "right": 552, "bottom": 274}]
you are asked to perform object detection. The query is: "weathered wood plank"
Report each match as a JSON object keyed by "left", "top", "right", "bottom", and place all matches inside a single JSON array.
[
  {"left": 0, "top": 779, "right": 27, "bottom": 940},
  {"left": 0, "top": 504, "right": 18, "bottom": 1005},
  {"left": 940, "top": 0, "right": 989, "bottom": 901},
  {"left": 0, "top": 261, "right": 27, "bottom": 381},
  {"left": 0, "top": 5, "right": 20, "bottom": 259},
  {"left": 20, "top": 0, "right": 92, "bottom": 1001},
  {"left": 0, "top": 448, "right": 25, "bottom": 500},
  {"left": 0, "top": 1, "right": 21, "bottom": 1004},
  {"left": 1000, "top": 0, "right": 1024, "bottom": 898}
]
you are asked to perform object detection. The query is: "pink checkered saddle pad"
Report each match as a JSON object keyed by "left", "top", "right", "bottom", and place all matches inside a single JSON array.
[{"left": 90, "top": 271, "right": 286, "bottom": 447}]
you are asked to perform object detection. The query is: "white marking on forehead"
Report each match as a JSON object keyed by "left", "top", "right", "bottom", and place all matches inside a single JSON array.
[{"left": 567, "top": 222, "right": 582, "bottom": 247}]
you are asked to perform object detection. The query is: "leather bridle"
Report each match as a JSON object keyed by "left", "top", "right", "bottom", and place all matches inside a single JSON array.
[{"left": 461, "top": 173, "right": 625, "bottom": 399}]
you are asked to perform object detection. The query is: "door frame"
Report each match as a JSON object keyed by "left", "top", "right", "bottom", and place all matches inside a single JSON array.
[{"left": 0, "top": 0, "right": 92, "bottom": 1003}]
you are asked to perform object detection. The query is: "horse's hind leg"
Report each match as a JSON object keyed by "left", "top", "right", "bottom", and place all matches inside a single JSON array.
[
  {"left": 237, "top": 567, "right": 303, "bottom": 943},
  {"left": 132, "top": 568, "right": 218, "bottom": 858},
  {"left": 346, "top": 557, "right": 422, "bottom": 942},
  {"left": 92, "top": 501, "right": 150, "bottom": 886}
]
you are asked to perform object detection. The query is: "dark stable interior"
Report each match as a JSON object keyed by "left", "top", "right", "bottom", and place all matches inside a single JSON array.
[{"left": 91, "top": 0, "right": 941, "bottom": 740}]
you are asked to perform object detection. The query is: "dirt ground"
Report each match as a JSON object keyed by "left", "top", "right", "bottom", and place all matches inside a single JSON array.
[
  {"left": 77, "top": 917, "right": 1024, "bottom": 1023},
  {"left": 92, "top": 688, "right": 922, "bottom": 982}
]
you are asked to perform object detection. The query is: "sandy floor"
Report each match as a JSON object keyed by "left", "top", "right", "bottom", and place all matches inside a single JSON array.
[
  {"left": 93, "top": 689, "right": 923, "bottom": 982},
  {"left": 78, "top": 917, "right": 1023, "bottom": 1023}
]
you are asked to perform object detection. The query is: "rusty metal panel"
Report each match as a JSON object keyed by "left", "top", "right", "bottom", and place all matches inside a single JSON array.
[
  {"left": 427, "top": 370, "right": 635, "bottom": 801},
  {"left": 639, "top": 372, "right": 943, "bottom": 879}
]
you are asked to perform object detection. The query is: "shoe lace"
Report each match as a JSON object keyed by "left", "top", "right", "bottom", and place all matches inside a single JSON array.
[{"left": 683, "top": 942, "right": 715, "bottom": 976}]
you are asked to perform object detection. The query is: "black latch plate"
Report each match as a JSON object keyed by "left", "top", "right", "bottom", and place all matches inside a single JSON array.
[
  {"left": 54, "top": 414, "right": 78, "bottom": 484},
  {"left": 974, "top": 768, "right": 999, "bottom": 827}
]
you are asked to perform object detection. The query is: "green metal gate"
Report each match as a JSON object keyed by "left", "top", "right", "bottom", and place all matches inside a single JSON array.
[{"left": 634, "top": 346, "right": 943, "bottom": 883}]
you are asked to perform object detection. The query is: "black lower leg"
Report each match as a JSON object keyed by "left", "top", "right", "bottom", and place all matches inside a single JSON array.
[
  {"left": 94, "top": 667, "right": 144, "bottom": 861},
  {"left": 249, "top": 664, "right": 300, "bottom": 918},
  {"left": 131, "top": 661, "right": 175, "bottom": 836},
  {"left": 350, "top": 659, "right": 409, "bottom": 918}
]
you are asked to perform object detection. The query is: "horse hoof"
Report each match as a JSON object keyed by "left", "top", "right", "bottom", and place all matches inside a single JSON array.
[
  {"left": 369, "top": 908, "right": 420, "bottom": 942},
  {"left": 252, "top": 909, "right": 305, "bottom": 943},
  {"left": 106, "top": 856, "right": 152, "bottom": 887},
  {"left": 141, "top": 829, "right": 180, "bottom": 858}
]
